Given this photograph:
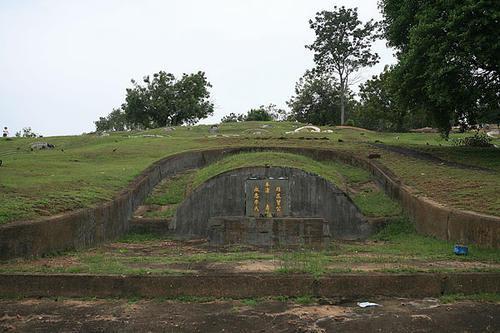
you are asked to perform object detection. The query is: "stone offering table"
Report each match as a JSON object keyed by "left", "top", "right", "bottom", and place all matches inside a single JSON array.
[{"left": 208, "top": 217, "right": 330, "bottom": 248}]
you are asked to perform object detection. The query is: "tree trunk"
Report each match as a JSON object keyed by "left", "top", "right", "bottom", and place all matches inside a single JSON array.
[{"left": 340, "top": 82, "right": 345, "bottom": 125}]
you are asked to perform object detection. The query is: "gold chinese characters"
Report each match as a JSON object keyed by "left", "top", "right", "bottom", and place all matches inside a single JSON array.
[
  {"left": 275, "top": 186, "right": 282, "bottom": 213},
  {"left": 253, "top": 186, "right": 260, "bottom": 213}
]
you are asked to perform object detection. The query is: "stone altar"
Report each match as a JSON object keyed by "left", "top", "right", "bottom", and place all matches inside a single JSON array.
[{"left": 208, "top": 217, "right": 330, "bottom": 248}]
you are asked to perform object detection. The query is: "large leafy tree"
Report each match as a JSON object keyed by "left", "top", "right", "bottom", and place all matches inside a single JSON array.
[
  {"left": 353, "top": 66, "right": 430, "bottom": 131},
  {"left": 287, "top": 70, "right": 349, "bottom": 125},
  {"left": 94, "top": 108, "right": 128, "bottom": 132},
  {"left": 307, "top": 6, "right": 380, "bottom": 125},
  {"left": 380, "top": 0, "right": 500, "bottom": 135},
  {"left": 97, "top": 71, "right": 214, "bottom": 130}
]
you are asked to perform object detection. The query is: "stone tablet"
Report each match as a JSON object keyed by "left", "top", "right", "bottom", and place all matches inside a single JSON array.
[{"left": 245, "top": 178, "right": 290, "bottom": 217}]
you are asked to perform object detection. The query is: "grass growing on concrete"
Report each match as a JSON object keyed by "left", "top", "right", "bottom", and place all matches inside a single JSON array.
[
  {"left": 141, "top": 152, "right": 401, "bottom": 218},
  {"left": 118, "top": 232, "right": 171, "bottom": 243},
  {"left": 144, "top": 171, "right": 195, "bottom": 206},
  {"left": 140, "top": 170, "right": 196, "bottom": 218},
  {"left": 342, "top": 217, "right": 500, "bottom": 263},
  {"left": 378, "top": 150, "right": 500, "bottom": 215}
]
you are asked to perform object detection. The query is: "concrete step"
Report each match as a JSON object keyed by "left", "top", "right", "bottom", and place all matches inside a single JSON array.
[{"left": 129, "top": 218, "right": 173, "bottom": 235}]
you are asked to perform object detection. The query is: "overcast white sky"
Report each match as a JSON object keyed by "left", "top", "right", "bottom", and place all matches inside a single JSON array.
[{"left": 0, "top": 0, "right": 396, "bottom": 136}]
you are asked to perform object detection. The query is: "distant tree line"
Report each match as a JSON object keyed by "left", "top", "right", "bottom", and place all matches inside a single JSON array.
[
  {"left": 221, "top": 104, "right": 288, "bottom": 123},
  {"left": 95, "top": 71, "right": 214, "bottom": 132},
  {"left": 96, "top": 2, "right": 499, "bottom": 136}
]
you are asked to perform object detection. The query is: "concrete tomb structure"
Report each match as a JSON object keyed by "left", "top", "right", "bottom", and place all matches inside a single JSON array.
[
  {"left": 173, "top": 166, "right": 372, "bottom": 247},
  {"left": 3, "top": 146, "right": 497, "bottom": 261}
]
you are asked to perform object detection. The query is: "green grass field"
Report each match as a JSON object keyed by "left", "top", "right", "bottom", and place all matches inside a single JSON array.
[{"left": 0, "top": 122, "right": 498, "bottom": 224}]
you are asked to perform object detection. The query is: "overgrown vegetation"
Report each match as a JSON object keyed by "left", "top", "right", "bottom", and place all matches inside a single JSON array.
[{"left": 451, "top": 132, "right": 493, "bottom": 147}]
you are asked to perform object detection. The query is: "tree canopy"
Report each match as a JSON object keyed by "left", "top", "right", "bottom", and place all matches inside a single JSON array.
[
  {"left": 95, "top": 71, "right": 214, "bottom": 131},
  {"left": 307, "top": 6, "right": 380, "bottom": 125},
  {"left": 380, "top": 0, "right": 500, "bottom": 135},
  {"left": 287, "top": 70, "right": 347, "bottom": 126},
  {"left": 352, "top": 66, "right": 430, "bottom": 131},
  {"left": 94, "top": 108, "right": 128, "bottom": 132}
]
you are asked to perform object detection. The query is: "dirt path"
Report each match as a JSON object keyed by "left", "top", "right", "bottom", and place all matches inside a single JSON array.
[{"left": 0, "top": 297, "right": 498, "bottom": 332}]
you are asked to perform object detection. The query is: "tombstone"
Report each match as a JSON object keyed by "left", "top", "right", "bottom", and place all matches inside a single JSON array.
[
  {"left": 30, "top": 142, "right": 55, "bottom": 150},
  {"left": 208, "top": 125, "right": 219, "bottom": 134},
  {"left": 207, "top": 175, "right": 329, "bottom": 248},
  {"left": 174, "top": 166, "right": 371, "bottom": 247}
]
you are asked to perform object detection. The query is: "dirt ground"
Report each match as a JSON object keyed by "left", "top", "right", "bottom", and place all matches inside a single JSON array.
[{"left": 0, "top": 297, "right": 498, "bottom": 332}]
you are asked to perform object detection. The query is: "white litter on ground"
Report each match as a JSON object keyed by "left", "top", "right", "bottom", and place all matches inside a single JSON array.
[
  {"left": 357, "top": 302, "right": 381, "bottom": 308},
  {"left": 285, "top": 125, "right": 322, "bottom": 134}
]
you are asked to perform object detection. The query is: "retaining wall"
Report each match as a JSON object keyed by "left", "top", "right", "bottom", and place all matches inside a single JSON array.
[
  {"left": 1, "top": 146, "right": 499, "bottom": 260},
  {"left": 0, "top": 272, "right": 498, "bottom": 298}
]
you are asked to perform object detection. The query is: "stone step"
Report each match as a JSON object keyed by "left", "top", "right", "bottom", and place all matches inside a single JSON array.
[{"left": 129, "top": 218, "right": 173, "bottom": 235}]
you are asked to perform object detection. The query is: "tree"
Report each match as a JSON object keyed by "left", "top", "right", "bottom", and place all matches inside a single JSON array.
[
  {"left": 307, "top": 6, "right": 380, "bottom": 125},
  {"left": 247, "top": 104, "right": 287, "bottom": 121},
  {"left": 96, "top": 71, "right": 214, "bottom": 131},
  {"left": 352, "top": 66, "right": 430, "bottom": 131},
  {"left": 15, "top": 127, "right": 40, "bottom": 138},
  {"left": 94, "top": 108, "right": 128, "bottom": 132},
  {"left": 287, "top": 70, "right": 346, "bottom": 125},
  {"left": 244, "top": 107, "right": 274, "bottom": 121},
  {"left": 478, "top": 109, "right": 500, "bottom": 128},
  {"left": 220, "top": 104, "right": 287, "bottom": 123},
  {"left": 380, "top": 0, "right": 500, "bottom": 136},
  {"left": 221, "top": 113, "right": 243, "bottom": 123}
]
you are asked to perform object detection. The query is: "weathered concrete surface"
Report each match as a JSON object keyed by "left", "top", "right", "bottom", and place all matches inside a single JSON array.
[
  {"left": 0, "top": 273, "right": 498, "bottom": 298},
  {"left": 1, "top": 146, "right": 498, "bottom": 261},
  {"left": 129, "top": 218, "right": 173, "bottom": 235},
  {"left": 208, "top": 217, "right": 330, "bottom": 247},
  {"left": 174, "top": 167, "right": 371, "bottom": 240}
]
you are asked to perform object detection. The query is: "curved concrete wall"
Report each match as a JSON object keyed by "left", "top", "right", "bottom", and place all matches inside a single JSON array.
[
  {"left": 1, "top": 146, "right": 499, "bottom": 260},
  {"left": 174, "top": 167, "right": 372, "bottom": 239},
  {"left": 0, "top": 148, "right": 233, "bottom": 260}
]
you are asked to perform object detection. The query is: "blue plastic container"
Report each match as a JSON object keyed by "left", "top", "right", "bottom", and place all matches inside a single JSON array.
[{"left": 454, "top": 244, "right": 468, "bottom": 256}]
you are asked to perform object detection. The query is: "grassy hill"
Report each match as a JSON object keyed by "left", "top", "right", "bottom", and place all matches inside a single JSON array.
[{"left": 0, "top": 122, "right": 498, "bottom": 224}]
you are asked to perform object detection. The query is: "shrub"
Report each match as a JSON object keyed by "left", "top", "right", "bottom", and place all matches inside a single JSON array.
[
  {"left": 345, "top": 119, "right": 355, "bottom": 126},
  {"left": 452, "top": 132, "right": 492, "bottom": 147}
]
